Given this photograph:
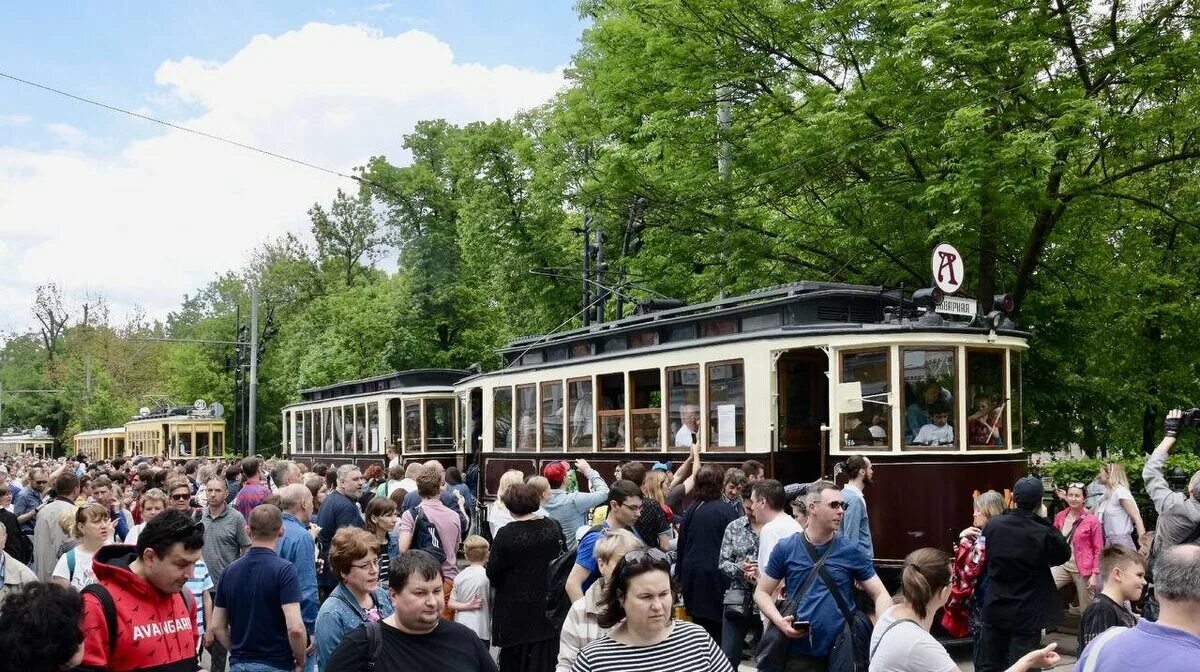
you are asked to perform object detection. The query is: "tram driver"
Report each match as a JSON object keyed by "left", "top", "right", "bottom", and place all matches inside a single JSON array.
[
  {"left": 913, "top": 404, "right": 955, "bottom": 446},
  {"left": 674, "top": 404, "right": 700, "bottom": 447}
]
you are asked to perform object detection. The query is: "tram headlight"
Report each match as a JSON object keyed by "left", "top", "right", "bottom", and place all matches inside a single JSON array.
[{"left": 912, "top": 287, "right": 944, "bottom": 308}]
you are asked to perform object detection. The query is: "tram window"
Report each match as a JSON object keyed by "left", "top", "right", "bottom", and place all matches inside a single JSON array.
[
  {"left": 494, "top": 387, "right": 514, "bottom": 451},
  {"left": 197, "top": 430, "right": 210, "bottom": 458},
  {"left": 540, "top": 382, "right": 564, "bottom": 450},
  {"left": 369, "top": 404, "right": 379, "bottom": 453},
  {"left": 214, "top": 431, "right": 223, "bottom": 456},
  {"left": 967, "top": 349, "right": 1007, "bottom": 449},
  {"left": 741, "top": 311, "right": 781, "bottom": 332},
  {"left": 597, "top": 373, "right": 626, "bottom": 450},
  {"left": 707, "top": 360, "right": 745, "bottom": 450},
  {"left": 701, "top": 319, "right": 737, "bottom": 338},
  {"left": 390, "top": 399, "right": 402, "bottom": 448},
  {"left": 629, "top": 369, "right": 663, "bottom": 450},
  {"left": 547, "top": 346, "right": 568, "bottom": 362},
  {"left": 523, "top": 351, "right": 544, "bottom": 365},
  {"left": 515, "top": 385, "right": 537, "bottom": 450},
  {"left": 321, "top": 408, "right": 333, "bottom": 453},
  {"left": 405, "top": 400, "right": 421, "bottom": 452},
  {"left": 283, "top": 412, "right": 292, "bottom": 453},
  {"left": 567, "top": 378, "right": 594, "bottom": 451},
  {"left": 1010, "top": 352, "right": 1023, "bottom": 449},
  {"left": 603, "top": 336, "right": 627, "bottom": 353},
  {"left": 902, "top": 348, "right": 957, "bottom": 449},
  {"left": 426, "top": 399, "right": 455, "bottom": 451},
  {"left": 668, "top": 325, "right": 696, "bottom": 342},
  {"left": 629, "top": 331, "right": 659, "bottom": 349},
  {"left": 334, "top": 407, "right": 346, "bottom": 453},
  {"left": 571, "top": 342, "right": 594, "bottom": 358},
  {"left": 840, "top": 349, "right": 891, "bottom": 451}
]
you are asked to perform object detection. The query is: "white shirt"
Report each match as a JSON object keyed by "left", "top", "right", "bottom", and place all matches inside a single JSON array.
[
  {"left": 674, "top": 424, "right": 697, "bottom": 448},
  {"left": 125, "top": 522, "right": 146, "bottom": 547},
  {"left": 53, "top": 545, "right": 99, "bottom": 590},
  {"left": 451, "top": 564, "right": 491, "bottom": 641},
  {"left": 913, "top": 423, "right": 955, "bottom": 446},
  {"left": 757, "top": 512, "right": 803, "bottom": 572},
  {"left": 868, "top": 605, "right": 957, "bottom": 672}
]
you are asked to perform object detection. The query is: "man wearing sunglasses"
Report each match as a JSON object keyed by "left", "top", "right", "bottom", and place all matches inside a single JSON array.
[{"left": 755, "top": 481, "right": 891, "bottom": 672}]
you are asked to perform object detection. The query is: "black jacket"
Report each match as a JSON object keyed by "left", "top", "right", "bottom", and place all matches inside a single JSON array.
[{"left": 979, "top": 507, "right": 1071, "bottom": 633}]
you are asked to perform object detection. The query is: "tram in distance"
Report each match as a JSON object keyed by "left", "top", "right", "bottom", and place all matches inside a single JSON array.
[
  {"left": 282, "top": 280, "right": 1029, "bottom": 571},
  {"left": 74, "top": 400, "right": 227, "bottom": 461},
  {"left": 0, "top": 426, "right": 54, "bottom": 458}
]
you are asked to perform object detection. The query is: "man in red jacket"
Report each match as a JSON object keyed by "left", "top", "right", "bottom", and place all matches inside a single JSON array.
[{"left": 77, "top": 507, "right": 206, "bottom": 672}]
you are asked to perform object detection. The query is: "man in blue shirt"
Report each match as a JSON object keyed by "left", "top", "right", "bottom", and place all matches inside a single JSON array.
[
  {"left": 839, "top": 455, "right": 874, "bottom": 559},
  {"left": 277, "top": 484, "right": 319, "bottom": 672},
  {"left": 210, "top": 504, "right": 307, "bottom": 672},
  {"left": 564, "top": 479, "right": 642, "bottom": 602},
  {"left": 755, "top": 481, "right": 892, "bottom": 671},
  {"left": 13, "top": 467, "right": 46, "bottom": 537}
]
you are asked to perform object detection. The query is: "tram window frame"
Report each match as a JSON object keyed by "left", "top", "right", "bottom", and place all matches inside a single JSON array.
[
  {"left": 597, "top": 372, "right": 627, "bottom": 451},
  {"left": 515, "top": 384, "right": 538, "bottom": 451},
  {"left": 540, "top": 381, "right": 565, "bottom": 451},
  {"left": 966, "top": 348, "right": 1008, "bottom": 451},
  {"left": 901, "top": 347, "right": 959, "bottom": 452},
  {"left": 566, "top": 377, "right": 595, "bottom": 451},
  {"left": 493, "top": 387, "right": 514, "bottom": 452},
  {"left": 706, "top": 359, "right": 746, "bottom": 452},
  {"left": 838, "top": 348, "right": 892, "bottom": 452},
  {"left": 667, "top": 365, "right": 702, "bottom": 449},
  {"left": 369, "top": 403, "right": 380, "bottom": 453},
  {"left": 629, "top": 368, "right": 664, "bottom": 451}
]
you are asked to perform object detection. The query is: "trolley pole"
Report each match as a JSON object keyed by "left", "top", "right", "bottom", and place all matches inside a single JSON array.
[{"left": 248, "top": 285, "right": 259, "bottom": 457}]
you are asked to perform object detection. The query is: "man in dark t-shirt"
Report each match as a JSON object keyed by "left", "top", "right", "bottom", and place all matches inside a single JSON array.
[{"left": 325, "top": 551, "right": 497, "bottom": 672}]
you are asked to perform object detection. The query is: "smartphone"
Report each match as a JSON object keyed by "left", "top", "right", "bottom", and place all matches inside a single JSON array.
[
  {"left": 792, "top": 620, "right": 812, "bottom": 635},
  {"left": 691, "top": 431, "right": 698, "bottom": 445}
]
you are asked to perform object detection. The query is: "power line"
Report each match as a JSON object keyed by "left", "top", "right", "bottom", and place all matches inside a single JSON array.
[{"left": 0, "top": 69, "right": 356, "bottom": 180}]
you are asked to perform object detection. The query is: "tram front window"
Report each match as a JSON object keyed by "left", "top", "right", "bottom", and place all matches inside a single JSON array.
[
  {"left": 903, "top": 348, "right": 957, "bottom": 448},
  {"left": 840, "top": 349, "right": 890, "bottom": 450},
  {"left": 426, "top": 399, "right": 455, "bottom": 451},
  {"left": 493, "top": 388, "right": 513, "bottom": 451},
  {"left": 967, "top": 349, "right": 1007, "bottom": 449}
]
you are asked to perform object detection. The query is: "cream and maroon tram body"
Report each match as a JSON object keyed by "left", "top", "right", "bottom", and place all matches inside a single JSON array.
[
  {"left": 457, "top": 281, "right": 1028, "bottom": 570},
  {"left": 281, "top": 369, "right": 467, "bottom": 470}
]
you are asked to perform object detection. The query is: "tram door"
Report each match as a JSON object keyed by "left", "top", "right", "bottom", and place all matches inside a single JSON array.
[{"left": 775, "top": 349, "right": 829, "bottom": 485}]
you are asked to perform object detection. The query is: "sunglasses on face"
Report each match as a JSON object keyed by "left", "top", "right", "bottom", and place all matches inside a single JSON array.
[
  {"left": 824, "top": 501, "right": 847, "bottom": 510},
  {"left": 171, "top": 493, "right": 191, "bottom": 501}
]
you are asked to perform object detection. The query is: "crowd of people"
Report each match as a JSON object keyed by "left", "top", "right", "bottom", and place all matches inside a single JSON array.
[{"left": 0, "top": 411, "right": 1197, "bottom": 672}]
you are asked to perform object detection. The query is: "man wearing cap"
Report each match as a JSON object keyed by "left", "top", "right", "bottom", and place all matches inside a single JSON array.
[
  {"left": 541, "top": 459, "right": 609, "bottom": 542},
  {"left": 975, "top": 475, "right": 1071, "bottom": 672}
]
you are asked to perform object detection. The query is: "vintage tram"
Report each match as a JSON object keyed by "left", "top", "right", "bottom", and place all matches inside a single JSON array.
[
  {"left": 456, "top": 281, "right": 1027, "bottom": 571},
  {"left": 124, "top": 402, "right": 226, "bottom": 459},
  {"left": 0, "top": 427, "right": 54, "bottom": 458},
  {"left": 73, "top": 427, "right": 127, "bottom": 462},
  {"left": 281, "top": 369, "right": 466, "bottom": 468}
]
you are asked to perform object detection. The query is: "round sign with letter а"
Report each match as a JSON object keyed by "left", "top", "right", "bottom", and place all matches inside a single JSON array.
[{"left": 931, "top": 243, "right": 964, "bottom": 294}]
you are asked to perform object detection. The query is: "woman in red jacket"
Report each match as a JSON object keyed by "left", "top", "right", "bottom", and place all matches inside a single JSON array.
[{"left": 1051, "top": 483, "right": 1105, "bottom": 613}]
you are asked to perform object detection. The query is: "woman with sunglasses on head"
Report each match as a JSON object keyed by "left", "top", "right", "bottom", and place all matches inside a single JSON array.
[
  {"left": 556, "top": 529, "right": 643, "bottom": 672},
  {"left": 869, "top": 548, "right": 1060, "bottom": 672},
  {"left": 314, "top": 527, "right": 395, "bottom": 669},
  {"left": 571, "top": 547, "right": 733, "bottom": 672},
  {"left": 1050, "top": 482, "right": 1104, "bottom": 613}
]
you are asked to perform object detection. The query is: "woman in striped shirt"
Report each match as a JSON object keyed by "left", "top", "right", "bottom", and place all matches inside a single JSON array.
[{"left": 571, "top": 548, "right": 732, "bottom": 672}]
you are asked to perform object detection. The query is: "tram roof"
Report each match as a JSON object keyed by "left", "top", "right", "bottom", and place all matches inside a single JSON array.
[
  {"left": 0, "top": 430, "right": 53, "bottom": 442},
  {"left": 74, "top": 427, "right": 127, "bottom": 438},
  {"left": 297, "top": 368, "right": 468, "bottom": 402},
  {"left": 489, "top": 281, "right": 1026, "bottom": 375}
]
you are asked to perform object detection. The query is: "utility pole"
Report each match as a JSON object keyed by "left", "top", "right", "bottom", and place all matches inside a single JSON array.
[{"left": 248, "top": 285, "right": 259, "bottom": 457}]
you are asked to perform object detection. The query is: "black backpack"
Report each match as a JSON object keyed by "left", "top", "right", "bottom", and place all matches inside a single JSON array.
[
  {"left": 544, "top": 525, "right": 600, "bottom": 626},
  {"left": 410, "top": 505, "right": 447, "bottom": 567}
]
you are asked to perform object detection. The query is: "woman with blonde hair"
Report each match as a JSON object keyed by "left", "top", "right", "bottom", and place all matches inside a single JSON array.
[
  {"left": 51, "top": 504, "right": 111, "bottom": 590},
  {"left": 941, "top": 490, "right": 1004, "bottom": 641},
  {"left": 488, "top": 469, "right": 525, "bottom": 538},
  {"left": 556, "top": 529, "right": 643, "bottom": 672},
  {"left": 642, "top": 470, "right": 673, "bottom": 518},
  {"left": 870, "top": 547, "right": 1059, "bottom": 671},
  {"left": 1096, "top": 462, "right": 1146, "bottom": 549}
]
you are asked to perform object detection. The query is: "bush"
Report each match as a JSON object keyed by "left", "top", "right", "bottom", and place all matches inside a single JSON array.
[{"left": 1040, "top": 453, "right": 1200, "bottom": 533}]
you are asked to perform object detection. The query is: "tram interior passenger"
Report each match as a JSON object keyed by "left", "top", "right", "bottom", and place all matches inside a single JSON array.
[
  {"left": 968, "top": 392, "right": 1005, "bottom": 446},
  {"left": 913, "top": 404, "right": 955, "bottom": 446},
  {"left": 904, "top": 381, "right": 953, "bottom": 443},
  {"left": 843, "top": 410, "right": 879, "bottom": 447}
]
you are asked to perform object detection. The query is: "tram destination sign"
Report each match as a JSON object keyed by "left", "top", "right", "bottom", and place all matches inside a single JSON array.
[
  {"left": 931, "top": 243, "right": 964, "bottom": 294},
  {"left": 936, "top": 295, "right": 977, "bottom": 318}
]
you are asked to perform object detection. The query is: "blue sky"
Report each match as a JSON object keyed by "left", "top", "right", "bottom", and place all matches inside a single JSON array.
[
  {"left": 0, "top": 1, "right": 584, "bottom": 151},
  {"left": 0, "top": 2, "right": 585, "bottom": 332}
]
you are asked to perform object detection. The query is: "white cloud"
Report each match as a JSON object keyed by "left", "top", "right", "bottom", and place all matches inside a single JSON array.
[
  {"left": 0, "top": 23, "right": 565, "bottom": 332},
  {"left": 367, "top": 3, "right": 394, "bottom": 11},
  {"left": 0, "top": 113, "right": 31, "bottom": 126}
]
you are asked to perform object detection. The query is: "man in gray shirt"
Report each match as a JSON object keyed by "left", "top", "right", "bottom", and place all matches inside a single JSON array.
[
  {"left": 202, "top": 476, "right": 250, "bottom": 672},
  {"left": 1143, "top": 409, "right": 1200, "bottom": 554},
  {"left": 33, "top": 471, "right": 79, "bottom": 582},
  {"left": 541, "top": 459, "right": 609, "bottom": 541}
]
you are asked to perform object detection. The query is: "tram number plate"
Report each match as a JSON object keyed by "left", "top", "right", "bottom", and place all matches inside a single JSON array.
[{"left": 936, "top": 296, "right": 977, "bottom": 317}]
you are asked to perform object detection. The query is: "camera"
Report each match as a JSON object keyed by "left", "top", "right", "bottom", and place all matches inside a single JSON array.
[{"left": 1184, "top": 408, "right": 1200, "bottom": 428}]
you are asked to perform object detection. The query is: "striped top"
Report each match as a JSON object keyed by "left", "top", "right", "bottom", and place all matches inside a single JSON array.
[
  {"left": 571, "top": 620, "right": 732, "bottom": 672},
  {"left": 185, "top": 559, "right": 214, "bottom": 634}
]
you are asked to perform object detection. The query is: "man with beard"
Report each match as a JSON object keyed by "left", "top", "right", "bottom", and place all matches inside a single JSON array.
[{"left": 839, "top": 455, "right": 874, "bottom": 559}]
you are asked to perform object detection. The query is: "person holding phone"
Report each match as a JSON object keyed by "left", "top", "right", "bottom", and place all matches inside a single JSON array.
[{"left": 674, "top": 405, "right": 701, "bottom": 447}]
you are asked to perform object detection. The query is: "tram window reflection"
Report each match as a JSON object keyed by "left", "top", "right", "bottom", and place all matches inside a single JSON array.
[
  {"left": 668, "top": 366, "right": 701, "bottom": 447},
  {"left": 597, "top": 373, "right": 626, "bottom": 450},
  {"left": 426, "top": 399, "right": 455, "bottom": 451},
  {"left": 515, "top": 385, "right": 537, "bottom": 450},
  {"left": 540, "top": 382, "right": 564, "bottom": 450},
  {"left": 629, "top": 369, "right": 662, "bottom": 451},
  {"left": 903, "top": 348, "right": 957, "bottom": 449},
  {"left": 493, "top": 387, "right": 513, "bottom": 451},
  {"left": 404, "top": 400, "right": 421, "bottom": 452},
  {"left": 567, "top": 378, "right": 594, "bottom": 451},
  {"left": 1010, "top": 352, "right": 1023, "bottom": 449},
  {"left": 840, "top": 349, "right": 890, "bottom": 450},
  {"left": 707, "top": 360, "right": 745, "bottom": 451},
  {"left": 967, "top": 349, "right": 1007, "bottom": 449}
]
